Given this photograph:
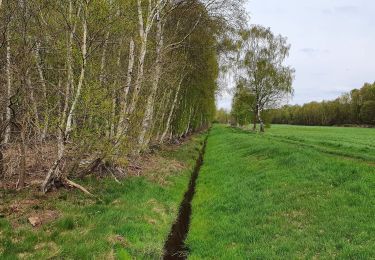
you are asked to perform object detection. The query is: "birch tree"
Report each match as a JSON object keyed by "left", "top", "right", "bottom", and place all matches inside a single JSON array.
[
  {"left": 237, "top": 25, "right": 294, "bottom": 132},
  {"left": 42, "top": 1, "right": 89, "bottom": 192},
  {"left": 4, "top": 19, "right": 12, "bottom": 144},
  {"left": 0, "top": 0, "right": 247, "bottom": 191},
  {"left": 137, "top": 7, "right": 164, "bottom": 152},
  {"left": 124, "top": 0, "right": 165, "bottom": 133}
]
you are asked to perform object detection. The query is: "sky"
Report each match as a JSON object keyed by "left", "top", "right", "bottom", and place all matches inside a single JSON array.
[{"left": 217, "top": 0, "right": 375, "bottom": 110}]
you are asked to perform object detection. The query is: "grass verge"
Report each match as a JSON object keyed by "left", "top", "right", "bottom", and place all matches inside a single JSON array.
[{"left": 0, "top": 133, "right": 206, "bottom": 259}]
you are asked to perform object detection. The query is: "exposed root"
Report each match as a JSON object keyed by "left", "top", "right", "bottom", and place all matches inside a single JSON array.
[
  {"left": 77, "top": 157, "right": 102, "bottom": 178},
  {"left": 41, "top": 159, "right": 62, "bottom": 193}
]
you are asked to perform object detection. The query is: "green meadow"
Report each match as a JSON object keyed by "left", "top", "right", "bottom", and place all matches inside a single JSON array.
[
  {"left": 2, "top": 125, "right": 375, "bottom": 259},
  {"left": 187, "top": 124, "right": 375, "bottom": 259}
]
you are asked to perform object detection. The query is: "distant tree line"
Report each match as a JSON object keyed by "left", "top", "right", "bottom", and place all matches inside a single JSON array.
[
  {"left": 0, "top": 0, "right": 246, "bottom": 191},
  {"left": 271, "top": 82, "right": 375, "bottom": 126},
  {"left": 214, "top": 108, "right": 231, "bottom": 124}
]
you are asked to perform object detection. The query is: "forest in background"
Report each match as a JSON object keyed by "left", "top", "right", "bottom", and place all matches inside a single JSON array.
[
  {"left": 223, "top": 82, "right": 375, "bottom": 128},
  {"left": 0, "top": 0, "right": 246, "bottom": 192},
  {"left": 271, "top": 82, "right": 375, "bottom": 126}
]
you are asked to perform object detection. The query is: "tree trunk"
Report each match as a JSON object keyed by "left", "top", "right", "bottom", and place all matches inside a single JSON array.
[
  {"left": 155, "top": 90, "right": 171, "bottom": 141},
  {"left": 252, "top": 111, "right": 257, "bottom": 131},
  {"left": 116, "top": 38, "right": 135, "bottom": 139},
  {"left": 124, "top": 0, "right": 161, "bottom": 134},
  {"left": 4, "top": 28, "right": 12, "bottom": 144},
  {"left": 258, "top": 108, "right": 264, "bottom": 132},
  {"left": 26, "top": 71, "right": 41, "bottom": 135},
  {"left": 34, "top": 41, "right": 49, "bottom": 141},
  {"left": 137, "top": 8, "right": 163, "bottom": 153},
  {"left": 184, "top": 106, "right": 193, "bottom": 136},
  {"left": 159, "top": 77, "right": 183, "bottom": 144},
  {"left": 42, "top": 4, "right": 88, "bottom": 193},
  {"left": 124, "top": 0, "right": 149, "bottom": 132},
  {"left": 110, "top": 38, "right": 122, "bottom": 138},
  {"left": 18, "top": 125, "right": 26, "bottom": 189},
  {"left": 99, "top": 31, "right": 110, "bottom": 86},
  {"left": 65, "top": 12, "right": 87, "bottom": 137},
  {"left": 0, "top": 149, "right": 4, "bottom": 180},
  {"left": 60, "top": 0, "right": 75, "bottom": 136}
]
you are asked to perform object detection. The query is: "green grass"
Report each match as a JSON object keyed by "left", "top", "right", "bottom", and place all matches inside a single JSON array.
[
  {"left": 267, "top": 124, "right": 375, "bottom": 162},
  {"left": 0, "top": 134, "right": 206, "bottom": 259},
  {"left": 187, "top": 124, "right": 375, "bottom": 259}
]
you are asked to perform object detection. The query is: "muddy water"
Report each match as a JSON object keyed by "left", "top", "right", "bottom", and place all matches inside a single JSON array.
[{"left": 163, "top": 137, "right": 208, "bottom": 260}]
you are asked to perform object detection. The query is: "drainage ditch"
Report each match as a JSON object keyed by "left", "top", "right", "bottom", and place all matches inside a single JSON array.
[{"left": 163, "top": 136, "right": 208, "bottom": 259}]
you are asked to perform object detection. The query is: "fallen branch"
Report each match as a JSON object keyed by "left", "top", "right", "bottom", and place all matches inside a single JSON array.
[
  {"left": 110, "top": 172, "right": 121, "bottom": 184},
  {"left": 102, "top": 164, "right": 122, "bottom": 184},
  {"left": 62, "top": 177, "right": 95, "bottom": 197}
]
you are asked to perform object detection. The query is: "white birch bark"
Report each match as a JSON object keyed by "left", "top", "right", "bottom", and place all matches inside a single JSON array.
[
  {"left": 34, "top": 41, "right": 49, "bottom": 140},
  {"left": 137, "top": 8, "right": 163, "bottom": 152},
  {"left": 155, "top": 90, "right": 171, "bottom": 141},
  {"left": 43, "top": 2, "right": 88, "bottom": 192},
  {"left": 4, "top": 28, "right": 12, "bottom": 144},
  {"left": 159, "top": 77, "right": 183, "bottom": 144},
  {"left": 65, "top": 11, "right": 87, "bottom": 136},
  {"left": 124, "top": 0, "right": 148, "bottom": 122},
  {"left": 99, "top": 31, "right": 110, "bottom": 86},
  {"left": 258, "top": 106, "right": 264, "bottom": 132},
  {"left": 116, "top": 38, "right": 135, "bottom": 139},
  {"left": 26, "top": 71, "right": 40, "bottom": 132},
  {"left": 124, "top": 0, "right": 164, "bottom": 133},
  {"left": 184, "top": 106, "right": 193, "bottom": 136},
  {"left": 110, "top": 38, "right": 123, "bottom": 138},
  {"left": 59, "top": 0, "right": 76, "bottom": 141}
]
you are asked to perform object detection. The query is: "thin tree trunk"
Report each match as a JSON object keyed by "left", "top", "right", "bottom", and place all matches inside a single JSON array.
[
  {"left": 150, "top": 89, "right": 169, "bottom": 141},
  {"left": 184, "top": 106, "right": 193, "bottom": 136},
  {"left": 258, "top": 108, "right": 264, "bottom": 132},
  {"left": 137, "top": 8, "right": 163, "bottom": 152},
  {"left": 124, "top": 0, "right": 160, "bottom": 134},
  {"left": 116, "top": 38, "right": 135, "bottom": 139},
  {"left": 99, "top": 31, "right": 110, "bottom": 86},
  {"left": 159, "top": 77, "right": 183, "bottom": 144},
  {"left": 65, "top": 13, "right": 87, "bottom": 136},
  {"left": 155, "top": 90, "right": 171, "bottom": 141},
  {"left": 34, "top": 41, "right": 49, "bottom": 140},
  {"left": 110, "top": 38, "right": 122, "bottom": 138},
  {"left": 42, "top": 4, "right": 88, "bottom": 193},
  {"left": 110, "top": 91, "right": 117, "bottom": 138},
  {"left": 4, "top": 28, "right": 12, "bottom": 144},
  {"left": 18, "top": 125, "right": 26, "bottom": 189},
  {"left": 26, "top": 71, "right": 41, "bottom": 138},
  {"left": 125, "top": 0, "right": 148, "bottom": 115},
  {"left": 60, "top": 0, "right": 75, "bottom": 138},
  {"left": 252, "top": 111, "right": 257, "bottom": 131},
  {"left": 0, "top": 149, "right": 3, "bottom": 180}
]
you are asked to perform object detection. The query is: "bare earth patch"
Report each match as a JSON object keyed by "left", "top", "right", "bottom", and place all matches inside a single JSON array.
[{"left": 1, "top": 198, "right": 59, "bottom": 228}]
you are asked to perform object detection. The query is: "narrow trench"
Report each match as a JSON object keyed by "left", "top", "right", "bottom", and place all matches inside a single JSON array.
[{"left": 163, "top": 136, "right": 208, "bottom": 260}]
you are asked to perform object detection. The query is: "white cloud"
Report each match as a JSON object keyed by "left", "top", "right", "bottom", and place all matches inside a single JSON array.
[{"left": 217, "top": 0, "right": 375, "bottom": 109}]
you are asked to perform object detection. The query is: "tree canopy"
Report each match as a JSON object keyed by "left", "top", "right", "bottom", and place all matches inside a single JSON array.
[
  {"left": 231, "top": 25, "right": 294, "bottom": 131},
  {"left": 271, "top": 82, "right": 375, "bottom": 126}
]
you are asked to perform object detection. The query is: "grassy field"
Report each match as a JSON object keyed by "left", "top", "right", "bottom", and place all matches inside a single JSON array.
[
  {"left": 0, "top": 134, "right": 206, "bottom": 259},
  {"left": 187, "top": 124, "right": 375, "bottom": 259}
]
